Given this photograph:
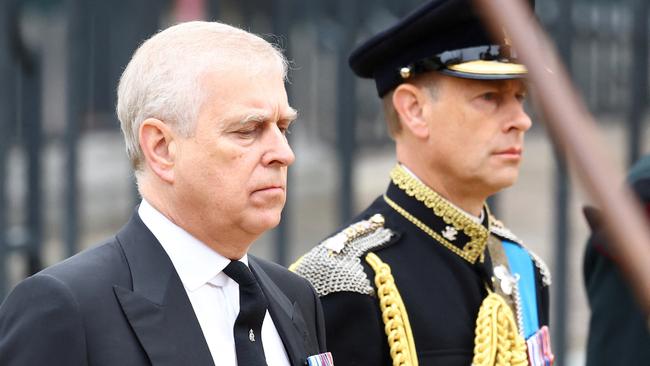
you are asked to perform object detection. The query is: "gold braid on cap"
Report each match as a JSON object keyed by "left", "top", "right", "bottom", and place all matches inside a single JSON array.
[
  {"left": 366, "top": 252, "right": 418, "bottom": 366},
  {"left": 472, "top": 289, "right": 528, "bottom": 366}
]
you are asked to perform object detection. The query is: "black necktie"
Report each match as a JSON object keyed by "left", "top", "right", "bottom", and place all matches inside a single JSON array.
[{"left": 223, "top": 260, "right": 269, "bottom": 366}]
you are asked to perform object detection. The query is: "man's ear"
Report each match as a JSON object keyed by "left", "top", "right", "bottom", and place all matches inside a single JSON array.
[
  {"left": 392, "top": 84, "right": 430, "bottom": 139},
  {"left": 139, "top": 118, "right": 177, "bottom": 184}
]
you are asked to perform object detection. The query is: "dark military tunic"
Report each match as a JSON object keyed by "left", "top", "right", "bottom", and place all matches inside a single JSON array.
[
  {"left": 293, "top": 165, "right": 551, "bottom": 366},
  {"left": 583, "top": 154, "right": 650, "bottom": 365}
]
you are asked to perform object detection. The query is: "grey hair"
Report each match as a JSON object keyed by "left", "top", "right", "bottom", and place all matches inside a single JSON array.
[{"left": 116, "top": 21, "right": 288, "bottom": 171}]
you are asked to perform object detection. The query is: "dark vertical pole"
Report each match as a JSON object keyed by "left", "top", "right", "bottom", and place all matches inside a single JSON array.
[
  {"left": 111, "top": 0, "right": 137, "bottom": 205},
  {"left": 22, "top": 44, "right": 43, "bottom": 275},
  {"left": 110, "top": 0, "right": 135, "bottom": 203},
  {"left": 8, "top": 0, "right": 43, "bottom": 278},
  {"left": 241, "top": 0, "right": 254, "bottom": 28},
  {"left": 551, "top": 0, "right": 572, "bottom": 364},
  {"left": 627, "top": 0, "right": 648, "bottom": 166},
  {"left": 90, "top": 0, "right": 111, "bottom": 120},
  {"left": 207, "top": 0, "right": 220, "bottom": 20},
  {"left": 336, "top": 0, "right": 358, "bottom": 224},
  {"left": 0, "top": 0, "right": 11, "bottom": 297},
  {"left": 65, "top": 0, "right": 89, "bottom": 257},
  {"left": 272, "top": 0, "right": 292, "bottom": 266}
]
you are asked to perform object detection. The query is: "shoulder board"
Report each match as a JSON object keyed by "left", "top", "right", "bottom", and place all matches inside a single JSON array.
[
  {"left": 489, "top": 215, "right": 552, "bottom": 287},
  {"left": 290, "top": 214, "right": 395, "bottom": 297}
]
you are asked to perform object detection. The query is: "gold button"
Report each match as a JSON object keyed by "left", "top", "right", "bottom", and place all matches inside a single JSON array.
[{"left": 400, "top": 67, "right": 411, "bottom": 79}]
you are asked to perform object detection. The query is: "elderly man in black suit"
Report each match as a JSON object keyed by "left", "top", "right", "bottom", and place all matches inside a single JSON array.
[{"left": 0, "top": 21, "right": 327, "bottom": 366}]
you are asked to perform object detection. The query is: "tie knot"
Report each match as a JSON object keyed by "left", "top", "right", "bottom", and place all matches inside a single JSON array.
[{"left": 223, "top": 260, "right": 257, "bottom": 286}]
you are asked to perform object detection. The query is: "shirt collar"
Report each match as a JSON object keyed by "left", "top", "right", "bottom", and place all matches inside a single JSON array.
[{"left": 138, "top": 199, "right": 248, "bottom": 292}]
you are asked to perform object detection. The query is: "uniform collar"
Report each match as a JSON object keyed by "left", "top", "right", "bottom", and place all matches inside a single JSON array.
[
  {"left": 385, "top": 164, "right": 490, "bottom": 264},
  {"left": 399, "top": 163, "right": 484, "bottom": 223}
]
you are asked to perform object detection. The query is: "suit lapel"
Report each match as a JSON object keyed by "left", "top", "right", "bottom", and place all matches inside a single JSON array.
[
  {"left": 113, "top": 213, "right": 214, "bottom": 366},
  {"left": 249, "top": 258, "right": 310, "bottom": 366}
]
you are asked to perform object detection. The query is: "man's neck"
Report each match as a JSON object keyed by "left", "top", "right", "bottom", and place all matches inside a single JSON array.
[
  {"left": 399, "top": 163, "right": 486, "bottom": 218},
  {"left": 140, "top": 189, "right": 255, "bottom": 260}
]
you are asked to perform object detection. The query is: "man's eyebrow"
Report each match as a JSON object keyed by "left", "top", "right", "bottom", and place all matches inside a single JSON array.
[
  {"left": 282, "top": 108, "right": 298, "bottom": 122},
  {"left": 240, "top": 113, "right": 269, "bottom": 124},
  {"left": 500, "top": 80, "right": 528, "bottom": 93},
  {"left": 238, "top": 108, "right": 299, "bottom": 124}
]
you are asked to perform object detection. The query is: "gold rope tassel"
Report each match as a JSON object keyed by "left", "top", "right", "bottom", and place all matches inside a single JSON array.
[
  {"left": 472, "top": 289, "right": 528, "bottom": 366},
  {"left": 366, "top": 253, "right": 419, "bottom": 366}
]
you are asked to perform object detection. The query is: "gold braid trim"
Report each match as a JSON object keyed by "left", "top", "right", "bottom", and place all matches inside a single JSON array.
[
  {"left": 472, "top": 290, "right": 528, "bottom": 366},
  {"left": 366, "top": 253, "right": 418, "bottom": 366},
  {"left": 389, "top": 165, "right": 488, "bottom": 263},
  {"left": 384, "top": 194, "right": 483, "bottom": 264}
]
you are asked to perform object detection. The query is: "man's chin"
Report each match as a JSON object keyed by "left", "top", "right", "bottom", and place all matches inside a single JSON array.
[
  {"left": 479, "top": 168, "right": 520, "bottom": 193},
  {"left": 246, "top": 210, "right": 283, "bottom": 234},
  {"left": 491, "top": 174, "right": 519, "bottom": 192}
]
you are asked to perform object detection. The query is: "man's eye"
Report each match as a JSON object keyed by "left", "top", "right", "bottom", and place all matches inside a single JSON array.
[
  {"left": 280, "top": 126, "right": 292, "bottom": 136},
  {"left": 482, "top": 92, "right": 498, "bottom": 101},
  {"left": 516, "top": 93, "right": 527, "bottom": 103},
  {"left": 237, "top": 127, "right": 258, "bottom": 137}
]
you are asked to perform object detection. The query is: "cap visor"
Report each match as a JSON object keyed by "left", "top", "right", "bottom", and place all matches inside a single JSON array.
[{"left": 445, "top": 60, "right": 527, "bottom": 79}]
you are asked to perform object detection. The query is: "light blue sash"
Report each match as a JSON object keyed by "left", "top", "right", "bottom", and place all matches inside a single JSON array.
[{"left": 502, "top": 240, "right": 539, "bottom": 338}]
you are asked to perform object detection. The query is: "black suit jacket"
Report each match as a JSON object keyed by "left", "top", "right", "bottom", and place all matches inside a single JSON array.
[{"left": 0, "top": 212, "right": 326, "bottom": 366}]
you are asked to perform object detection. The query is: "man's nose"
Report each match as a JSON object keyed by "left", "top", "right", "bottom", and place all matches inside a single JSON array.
[
  {"left": 504, "top": 99, "right": 532, "bottom": 132},
  {"left": 262, "top": 124, "right": 295, "bottom": 167}
]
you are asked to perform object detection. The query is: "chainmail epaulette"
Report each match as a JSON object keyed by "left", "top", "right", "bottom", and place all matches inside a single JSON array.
[
  {"left": 291, "top": 214, "right": 395, "bottom": 297},
  {"left": 489, "top": 215, "right": 552, "bottom": 287}
]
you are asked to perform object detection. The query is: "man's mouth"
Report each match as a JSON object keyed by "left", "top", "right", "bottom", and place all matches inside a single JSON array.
[
  {"left": 252, "top": 185, "right": 285, "bottom": 194},
  {"left": 494, "top": 147, "right": 522, "bottom": 156}
]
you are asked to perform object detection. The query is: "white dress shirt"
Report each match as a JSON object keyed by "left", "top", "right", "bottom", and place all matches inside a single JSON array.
[{"left": 138, "top": 199, "right": 291, "bottom": 366}]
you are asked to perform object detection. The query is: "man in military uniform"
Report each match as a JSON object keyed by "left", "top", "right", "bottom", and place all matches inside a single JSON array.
[
  {"left": 291, "top": 0, "right": 553, "bottom": 365},
  {"left": 583, "top": 154, "right": 650, "bottom": 365}
]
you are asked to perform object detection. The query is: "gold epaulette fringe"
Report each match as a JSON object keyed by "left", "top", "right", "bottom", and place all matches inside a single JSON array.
[
  {"left": 366, "top": 252, "right": 418, "bottom": 366},
  {"left": 472, "top": 289, "right": 528, "bottom": 366}
]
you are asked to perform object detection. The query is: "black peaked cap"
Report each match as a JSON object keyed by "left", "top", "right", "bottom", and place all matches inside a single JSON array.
[{"left": 349, "top": 0, "right": 535, "bottom": 97}]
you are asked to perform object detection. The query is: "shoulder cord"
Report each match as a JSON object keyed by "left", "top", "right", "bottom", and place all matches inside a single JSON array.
[
  {"left": 365, "top": 252, "right": 419, "bottom": 366},
  {"left": 365, "top": 248, "right": 527, "bottom": 366},
  {"left": 472, "top": 288, "right": 528, "bottom": 366}
]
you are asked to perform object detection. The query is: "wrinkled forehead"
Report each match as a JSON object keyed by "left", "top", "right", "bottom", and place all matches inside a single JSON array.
[
  {"left": 195, "top": 60, "right": 291, "bottom": 121},
  {"left": 198, "top": 57, "right": 286, "bottom": 94}
]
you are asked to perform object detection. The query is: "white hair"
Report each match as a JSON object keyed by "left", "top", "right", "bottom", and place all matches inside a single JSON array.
[{"left": 116, "top": 21, "right": 288, "bottom": 171}]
